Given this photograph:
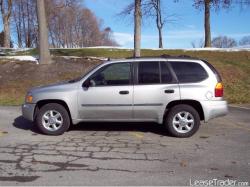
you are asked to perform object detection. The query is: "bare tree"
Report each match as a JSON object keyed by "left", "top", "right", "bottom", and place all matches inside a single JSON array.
[
  {"left": 190, "top": 38, "right": 204, "bottom": 48},
  {"left": 120, "top": 0, "right": 175, "bottom": 49},
  {"left": 134, "top": 0, "right": 141, "bottom": 57},
  {"left": 239, "top": 36, "right": 250, "bottom": 46},
  {"left": 194, "top": 0, "right": 250, "bottom": 48},
  {"left": 101, "top": 27, "right": 119, "bottom": 46},
  {"left": 145, "top": 0, "right": 178, "bottom": 48},
  {"left": 191, "top": 41, "right": 196, "bottom": 48},
  {"left": 37, "top": 0, "right": 51, "bottom": 64},
  {"left": 154, "top": 0, "right": 164, "bottom": 48},
  {"left": 5, "top": 0, "right": 117, "bottom": 49},
  {"left": 237, "top": 0, "right": 250, "bottom": 9},
  {"left": 0, "top": 0, "right": 12, "bottom": 48},
  {"left": 12, "top": 0, "right": 38, "bottom": 48},
  {"left": 46, "top": 0, "right": 117, "bottom": 48},
  {"left": 143, "top": 0, "right": 166, "bottom": 48},
  {"left": 212, "top": 36, "right": 237, "bottom": 48}
]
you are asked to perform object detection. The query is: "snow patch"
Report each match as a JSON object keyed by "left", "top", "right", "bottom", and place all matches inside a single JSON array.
[
  {"left": 52, "top": 46, "right": 250, "bottom": 52},
  {"left": 141, "top": 47, "right": 250, "bottom": 51},
  {"left": 3, "top": 56, "right": 39, "bottom": 64},
  {"left": 60, "top": 55, "right": 108, "bottom": 61},
  {"left": 183, "top": 47, "right": 250, "bottom": 52},
  {"left": 52, "top": 46, "right": 133, "bottom": 50},
  {"left": 59, "top": 56, "right": 82, "bottom": 59}
]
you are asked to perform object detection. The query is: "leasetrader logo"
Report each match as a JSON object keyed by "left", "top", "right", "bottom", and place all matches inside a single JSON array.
[{"left": 190, "top": 178, "right": 249, "bottom": 186}]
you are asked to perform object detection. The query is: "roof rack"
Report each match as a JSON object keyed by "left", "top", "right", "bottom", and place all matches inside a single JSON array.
[{"left": 125, "top": 54, "right": 198, "bottom": 60}]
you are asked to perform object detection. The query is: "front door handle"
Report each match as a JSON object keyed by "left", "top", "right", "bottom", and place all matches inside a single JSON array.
[
  {"left": 119, "top": 90, "right": 129, "bottom": 95},
  {"left": 164, "top": 89, "right": 174, "bottom": 94}
]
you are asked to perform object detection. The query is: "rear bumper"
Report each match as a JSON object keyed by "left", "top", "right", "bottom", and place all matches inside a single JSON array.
[
  {"left": 22, "top": 103, "right": 36, "bottom": 121},
  {"left": 201, "top": 100, "right": 228, "bottom": 122}
]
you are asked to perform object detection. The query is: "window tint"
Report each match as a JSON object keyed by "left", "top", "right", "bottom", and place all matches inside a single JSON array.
[
  {"left": 170, "top": 62, "right": 208, "bottom": 83},
  {"left": 90, "top": 63, "right": 131, "bottom": 86},
  {"left": 138, "top": 62, "right": 160, "bottom": 84},
  {"left": 161, "top": 62, "right": 173, "bottom": 83},
  {"left": 202, "top": 60, "right": 222, "bottom": 81}
]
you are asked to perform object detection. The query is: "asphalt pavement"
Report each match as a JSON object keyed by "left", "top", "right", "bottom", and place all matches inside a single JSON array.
[{"left": 0, "top": 106, "right": 249, "bottom": 186}]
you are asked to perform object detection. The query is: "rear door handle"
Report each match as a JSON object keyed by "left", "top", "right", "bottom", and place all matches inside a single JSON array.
[
  {"left": 164, "top": 89, "right": 174, "bottom": 94},
  {"left": 119, "top": 90, "right": 129, "bottom": 95}
]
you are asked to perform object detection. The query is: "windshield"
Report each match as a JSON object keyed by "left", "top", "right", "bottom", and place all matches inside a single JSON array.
[{"left": 68, "top": 63, "right": 103, "bottom": 83}]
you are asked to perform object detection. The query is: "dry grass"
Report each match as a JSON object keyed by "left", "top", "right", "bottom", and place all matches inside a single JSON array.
[{"left": 0, "top": 57, "right": 101, "bottom": 105}]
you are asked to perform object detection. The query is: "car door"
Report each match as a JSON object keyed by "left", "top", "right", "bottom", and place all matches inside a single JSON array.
[
  {"left": 78, "top": 62, "right": 133, "bottom": 120},
  {"left": 133, "top": 61, "right": 180, "bottom": 122}
]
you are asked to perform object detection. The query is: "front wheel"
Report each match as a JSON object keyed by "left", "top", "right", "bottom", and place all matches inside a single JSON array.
[
  {"left": 35, "top": 103, "right": 70, "bottom": 135},
  {"left": 165, "top": 104, "right": 200, "bottom": 138}
]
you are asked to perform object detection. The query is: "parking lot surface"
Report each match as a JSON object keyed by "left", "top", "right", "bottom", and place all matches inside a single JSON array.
[{"left": 0, "top": 106, "right": 249, "bottom": 186}]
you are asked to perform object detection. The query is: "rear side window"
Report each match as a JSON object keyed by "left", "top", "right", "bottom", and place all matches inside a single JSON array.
[
  {"left": 138, "top": 62, "right": 160, "bottom": 84},
  {"left": 202, "top": 60, "right": 222, "bottom": 82},
  {"left": 170, "top": 61, "right": 208, "bottom": 83}
]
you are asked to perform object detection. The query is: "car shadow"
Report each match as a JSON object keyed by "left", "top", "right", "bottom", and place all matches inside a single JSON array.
[
  {"left": 13, "top": 116, "right": 171, "bottom": 136},
  {"left": 13, "top": 116, "right": 40, "bottom": 134}
]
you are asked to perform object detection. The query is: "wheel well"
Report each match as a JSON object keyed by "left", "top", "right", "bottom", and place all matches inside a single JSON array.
[
  {"left": 165, "top": 100, "right": 204, "bottom": 121},
  {"left": 34, "top": 100, "right": 72, "bottom": 123}
]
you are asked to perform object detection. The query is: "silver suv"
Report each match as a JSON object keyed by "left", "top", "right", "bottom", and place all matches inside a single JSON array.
[{"left": 22, "top": 57, "right": 228, "bottom": 137}]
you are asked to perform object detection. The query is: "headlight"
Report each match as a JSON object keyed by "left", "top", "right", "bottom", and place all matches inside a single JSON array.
[{"left": 25, "top": 93, "right": 33, "bottom": 103}]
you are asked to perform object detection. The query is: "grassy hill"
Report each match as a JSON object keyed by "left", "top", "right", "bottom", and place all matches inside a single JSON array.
[{"left": 0, "top": 48, "right": 249, "bottom": 105}]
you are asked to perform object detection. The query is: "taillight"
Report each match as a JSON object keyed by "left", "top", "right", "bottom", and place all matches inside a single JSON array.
[{"left": 215, "top": 82, "right": 223, "bottom": 97}]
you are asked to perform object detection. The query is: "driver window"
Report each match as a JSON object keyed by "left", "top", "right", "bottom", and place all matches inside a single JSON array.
[{"left": 90, "top": 63, "right": 131, "bottom": 86}]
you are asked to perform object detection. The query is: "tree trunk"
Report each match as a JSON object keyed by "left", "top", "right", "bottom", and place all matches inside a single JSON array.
[
  {"left": 16, "top": 1, "right": 22, "bottom": 48},
  {"left": 20, "top": 0, "right": 27, "bottom": 47},
  {"left": 26, "top": 0, "right": 31, "bottom": 47},
  {"left": 204, "top": 0, "right": 211, "bottom": 47},
  {"left": 0, "top": 0, "right": 12, "bottom": 48},
  {"left": 134, "top": 0, "right": 141, "bottom": 57},
  {"left": 156, "top": 0, "right": 163, "bottom": 48},
  {"left": 37, "top": 0, "right": 51, "bottom": 64},
  {"left": 3, "top": 16, "right": 10, "bottom": 48},
  {"left": 158, "top": 27, "right": 163, "bottom": 48}
]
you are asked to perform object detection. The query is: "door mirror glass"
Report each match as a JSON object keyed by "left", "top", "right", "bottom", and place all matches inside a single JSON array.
[{"left": 82, "top": 79, "right": 91, "bottom": 88}]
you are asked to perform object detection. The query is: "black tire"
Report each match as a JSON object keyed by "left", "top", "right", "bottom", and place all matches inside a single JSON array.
[
  {"left": 165, "top": 104, "right": 200, "bottom": 138},
  {"left": 35, "top": 103, "right": 70, "bottom": 135}
]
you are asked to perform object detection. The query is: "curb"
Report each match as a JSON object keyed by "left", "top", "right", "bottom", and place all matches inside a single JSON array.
[{"left": 229, "top": 104, "right": 250, "bottom": 110}]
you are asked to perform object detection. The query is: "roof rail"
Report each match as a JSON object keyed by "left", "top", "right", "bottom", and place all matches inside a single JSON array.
[
  {"left": 125, "top": 54, "right": 198, "bottom": 59},
  {"left": 160, "top": 54, "right": 172, "bottom": 58},
  {"left": 176, "top": 55, "right": 194, "bottom": 58}
]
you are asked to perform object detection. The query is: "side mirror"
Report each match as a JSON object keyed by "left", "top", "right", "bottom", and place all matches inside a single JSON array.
[{"left": 82, "top": 79, "right": 91, "bottom": 88}]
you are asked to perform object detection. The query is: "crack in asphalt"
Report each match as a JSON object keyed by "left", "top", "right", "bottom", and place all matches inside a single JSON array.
[
  {"left": 0, "top": 176, "right": 40, "bottom": 182},
  {"left": 0, "top": 132, "right": 192, "bottom": 182}
]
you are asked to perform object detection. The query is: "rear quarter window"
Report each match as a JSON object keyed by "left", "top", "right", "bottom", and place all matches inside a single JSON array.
[
  {"left": 170, "top": 61, "right": 208, "bottom": 83},
  {"left": 202, "top": 60, "right": 222, "bottom": 82}
]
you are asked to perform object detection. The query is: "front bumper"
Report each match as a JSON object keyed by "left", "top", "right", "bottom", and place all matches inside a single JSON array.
[
  {"left": 201, "top": 100, "right": 228, "bottom": 122},
  {"left": 22, "top": 103, "right": 36, "bottom": 121}
]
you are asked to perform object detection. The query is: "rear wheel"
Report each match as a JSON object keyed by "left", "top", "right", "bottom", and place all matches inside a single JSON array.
[
  {"left": 36, "top": 103, "right": 70, "bottom": 135},
  {"left": 165, "top": 104, "right": 200, "bottom": 138}
]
